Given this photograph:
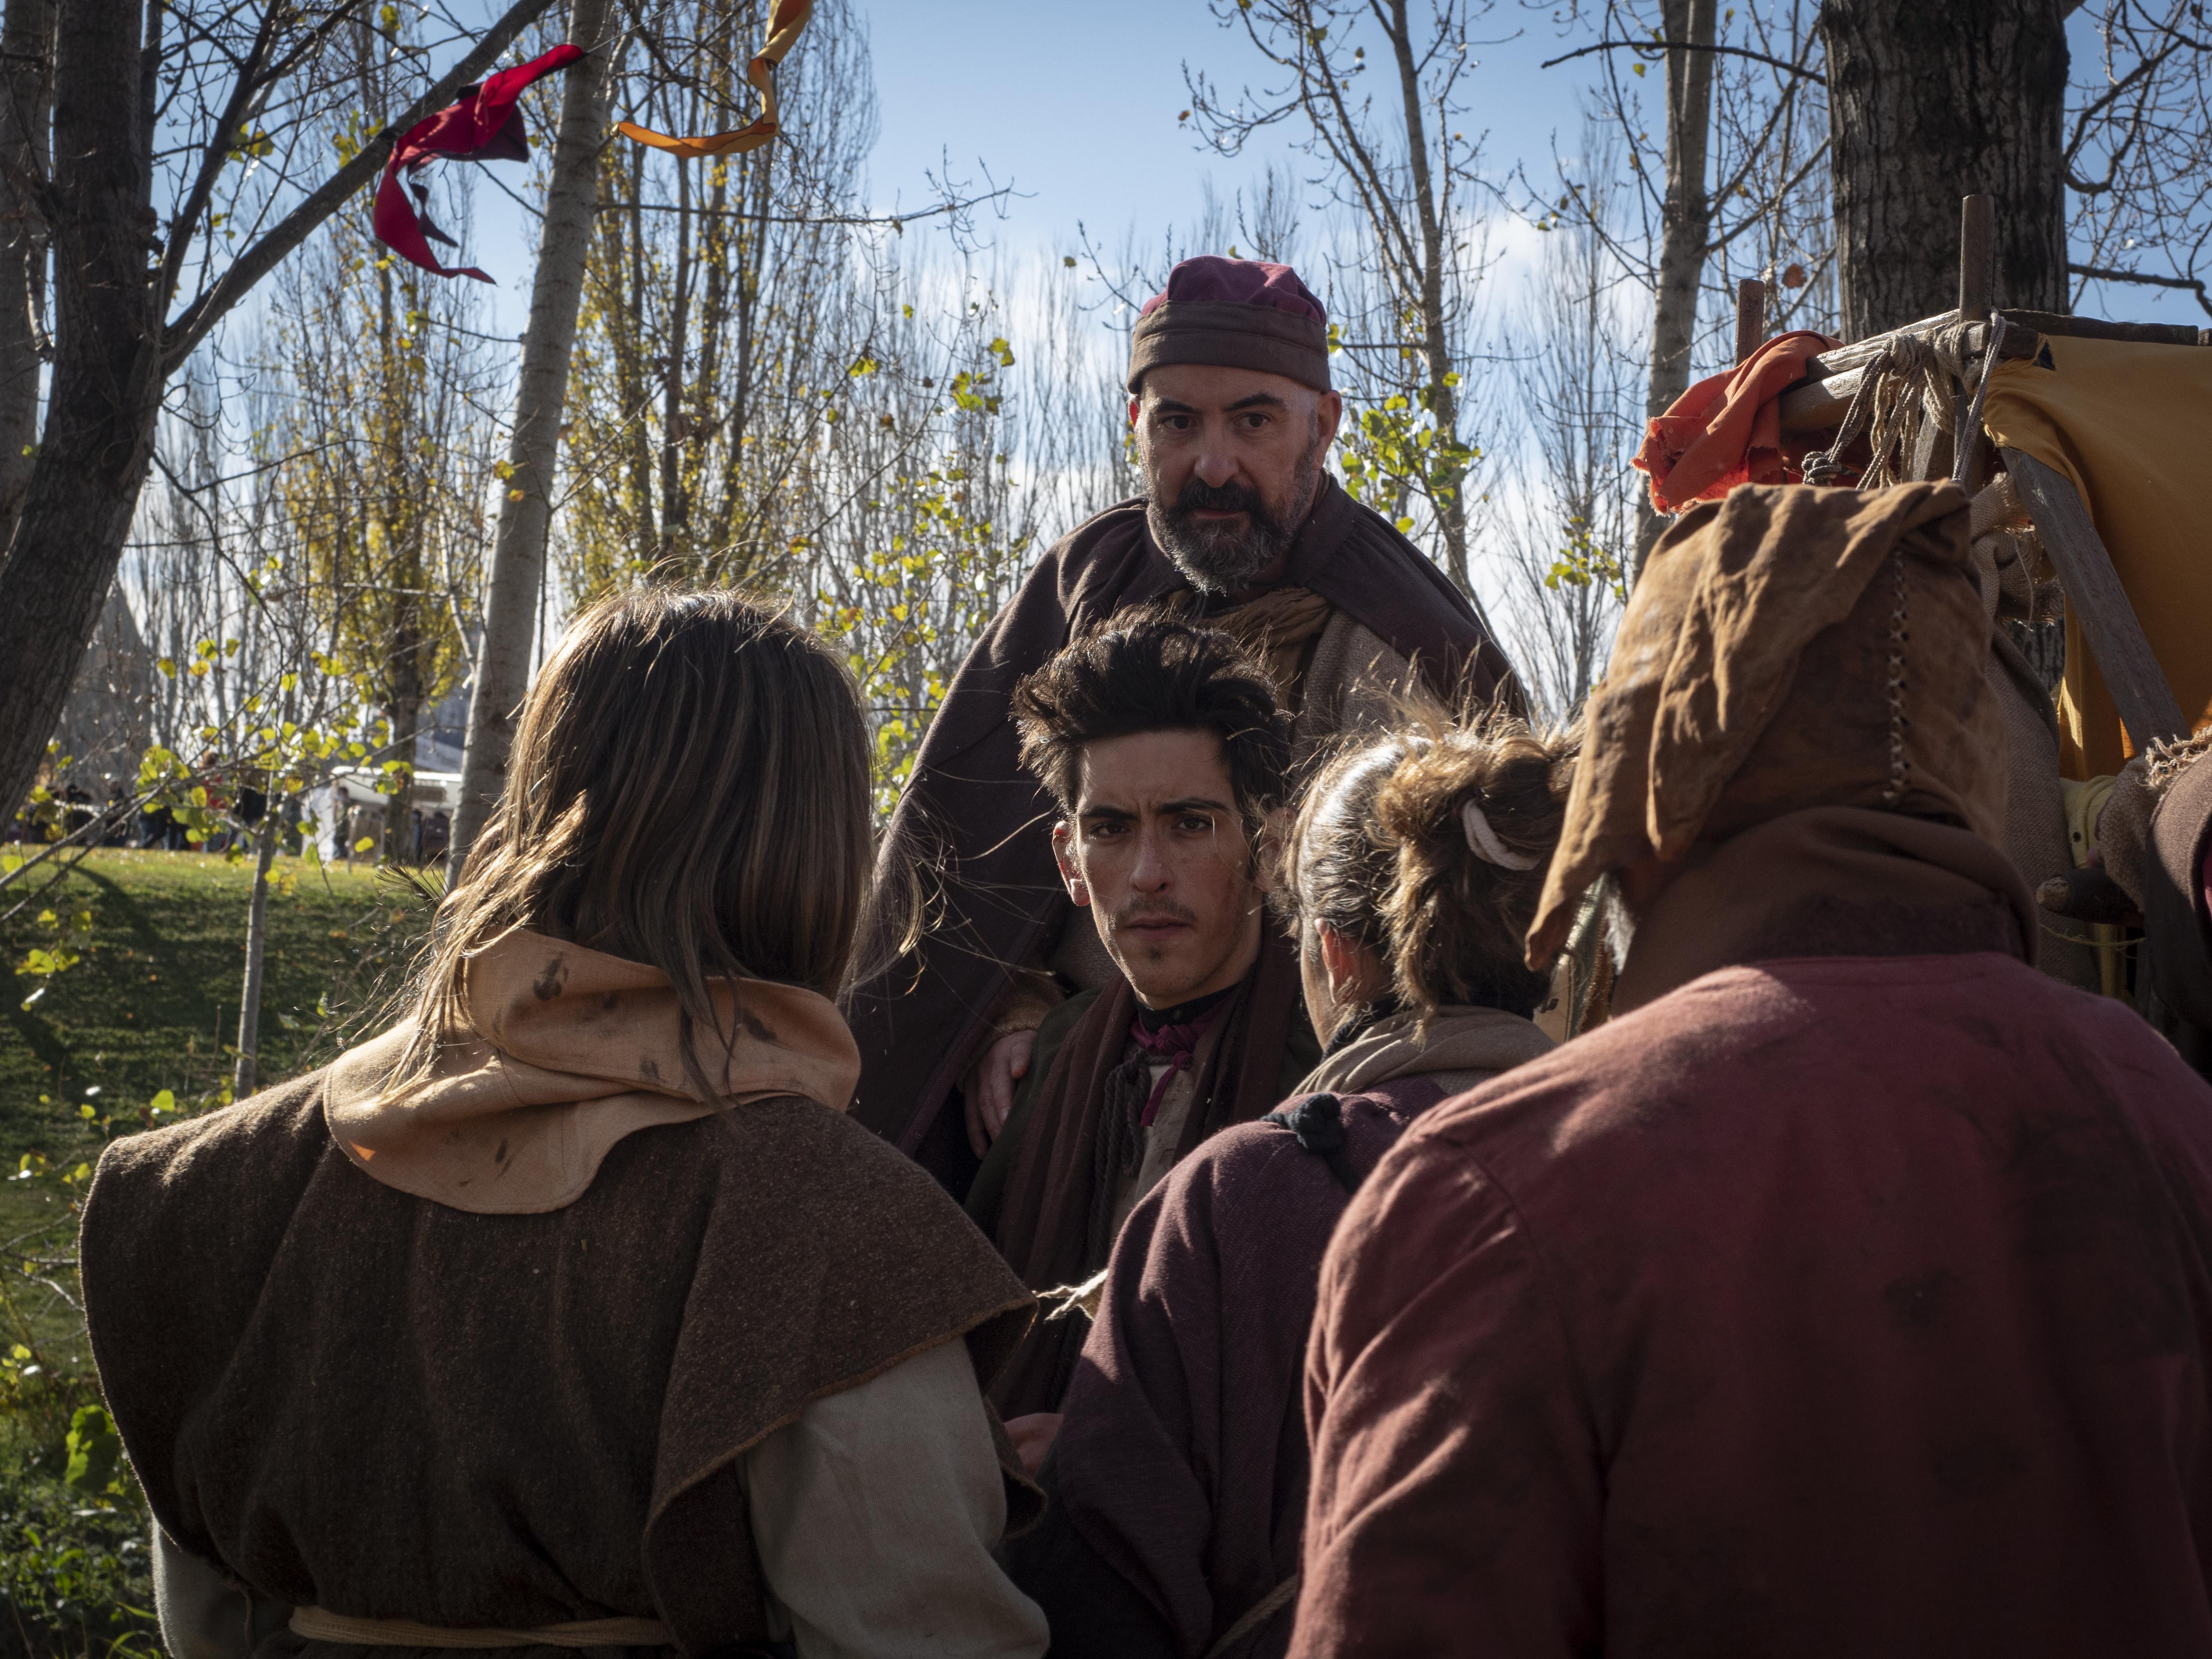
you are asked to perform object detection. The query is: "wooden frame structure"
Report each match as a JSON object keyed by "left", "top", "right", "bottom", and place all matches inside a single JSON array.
[{"left": 1753, "top": 194, "right": 2210, "bottom": 753}]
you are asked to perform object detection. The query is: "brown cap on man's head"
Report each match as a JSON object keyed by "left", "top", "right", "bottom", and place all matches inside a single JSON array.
[
  {"left": 1126, "top": 256, "right": 1332, "bottom": 395},
  {"left": 1525, "top": 481, "right": 2004, "bottom": 968}
]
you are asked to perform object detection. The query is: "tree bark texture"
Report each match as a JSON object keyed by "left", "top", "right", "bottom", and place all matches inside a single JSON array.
[
  {"left": 1381, "top": 0, "right": 1471, "bottom": 596},
  {"left": 0, "top": 0, "right": 161, "bottom": 823},
  {"left": 1821, "top": 0, "right": 2068, "bottom": 339},
  {"left": 1634, "top": 0, "right": 1717, "bottom": 578},
  {"left": 449, "top": 0, "right": 615, "bottom": 877},
  {"left": 0, "top": 0, "right": 54, "bottom": 553}
]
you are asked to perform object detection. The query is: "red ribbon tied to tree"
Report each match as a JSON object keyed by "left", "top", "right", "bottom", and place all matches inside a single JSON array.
[
  {"left": 373, "top": 43, "right": 584, "bottom": 283},
  {"left": 618, "top": 0, "right": 814, "bottom": 158}
]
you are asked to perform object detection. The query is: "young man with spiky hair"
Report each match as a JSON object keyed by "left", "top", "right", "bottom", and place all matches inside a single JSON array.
[{"left": 965, "top": 612, "right": 1317, "bottom": 1420}]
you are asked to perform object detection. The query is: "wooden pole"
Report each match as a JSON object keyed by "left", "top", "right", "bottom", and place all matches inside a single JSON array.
[
  {"left": 1948, "top": 194, "right": 1996, "bottom": 486},
  {"left": 2003, "top": 448, "right": 2188, "bottom": 749},
  {"left": 1958, "top": 193, "right": 1995, "bottom": 317},
  {"left": 1732, "top": 276, "right": 1767, "bottom": 367}
]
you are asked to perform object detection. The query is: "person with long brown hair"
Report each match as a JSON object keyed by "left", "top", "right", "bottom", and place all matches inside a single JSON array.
[
  {"left": 1005, "top": 710, "right": 1571, "bottom": 1659},
  {"left": 80, "top": 589, "right": 1049, "bottom": 1659}
]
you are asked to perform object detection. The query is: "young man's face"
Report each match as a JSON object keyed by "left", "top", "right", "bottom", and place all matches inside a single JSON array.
[
  {"left": 1132, "top": 363, "right": 1345, "bottom": 594},
  {"left": 1052, "top": 728, "right": 1270, "bottom": 1010}
]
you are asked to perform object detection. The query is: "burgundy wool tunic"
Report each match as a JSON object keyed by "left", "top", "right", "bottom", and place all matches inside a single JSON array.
[{"left": 1296, "top": 950, "right": 2212, "bottom": 1658}]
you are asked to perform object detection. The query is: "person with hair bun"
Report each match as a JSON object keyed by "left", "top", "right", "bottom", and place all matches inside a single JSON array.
[{"left": 1004, "top": 712, "right": 1570, "bottom": 1659}]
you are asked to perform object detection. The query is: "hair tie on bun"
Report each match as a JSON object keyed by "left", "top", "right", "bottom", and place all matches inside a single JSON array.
[{"left": 1460, "top": 798, "right": 1538, "bottom": 870}]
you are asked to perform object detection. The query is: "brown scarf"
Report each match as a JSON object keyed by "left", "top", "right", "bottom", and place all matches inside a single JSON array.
[
  {"left": 1296, "top": 1004, "right": 1554, "bottom": 1096},
  {"left": 1172, "top": 584, "right": 1335, "bottom": 712},
  {"left": 986, "top": 928, "right": 1303, "bottom": 1413},
  {"left": 326, "top": 928, "right": 862, "bottom": 1215},
  {"left": 1529, "top": 481, "right": 2002, "bottom": 970}
]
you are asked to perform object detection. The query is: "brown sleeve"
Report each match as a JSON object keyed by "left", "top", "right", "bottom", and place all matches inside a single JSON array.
[{"left": 1293, "top": 1134, "right": 1601, "bottom": 1659}]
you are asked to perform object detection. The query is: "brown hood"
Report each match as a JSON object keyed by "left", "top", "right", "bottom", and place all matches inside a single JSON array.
[
  {"left": 1296, "top": 1004, "right": 1553, "bottom": 1097},
  {"left": 1613, "top": 806, "right": 2036, "bottom": 1015},
  {"left": 1529, "top": 481, "right": 2003, "bottom": 968},
  {"left": 325, "top": 928, "right": 861, "bottom": 1214}
]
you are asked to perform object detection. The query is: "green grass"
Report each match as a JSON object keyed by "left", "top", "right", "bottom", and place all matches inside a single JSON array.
[
  {"left": 0, "top": 849, "right": 434, "bottom": 1659},
  {"left": 2, "top": 849, "right": 427, "bottom": 1167}
]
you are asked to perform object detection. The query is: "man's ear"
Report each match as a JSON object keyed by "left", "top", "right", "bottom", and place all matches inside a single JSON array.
[
  {"left": 1127, "top": 395, "right": 1142, "bottom": 429},
  {"left": 1314, "top": 388, "right": 1345, "bottom": 454},
  {"left": 1052, "top": 821, "right": 1090, "bottom": 906},
  {"left": 1317, "top": 920, "right": 1361, "bottom": 988}
]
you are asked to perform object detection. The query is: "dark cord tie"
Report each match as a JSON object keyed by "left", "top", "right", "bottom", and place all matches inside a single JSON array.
[{"left": 1264, "top": 1093, "right": 1361, "bottom": 1194}]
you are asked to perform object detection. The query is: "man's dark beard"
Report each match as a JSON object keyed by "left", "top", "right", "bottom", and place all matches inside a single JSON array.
[{"left": 1147, "top": 443, "right": 1323, "bottom": 595}]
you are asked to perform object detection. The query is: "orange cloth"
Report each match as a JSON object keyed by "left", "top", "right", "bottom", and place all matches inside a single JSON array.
[
  {"left": 618, "top": 0, "right": 813, "bottom": 157},
  {"left": 1633, "top": 331, "right": 1841, "bottom": 513},
  {"left": 1981, "top": 335, "right": 2212, "bottom": 779}
]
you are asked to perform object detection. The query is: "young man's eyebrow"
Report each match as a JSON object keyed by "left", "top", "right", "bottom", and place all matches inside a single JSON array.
[
  {"left": 1078, "top": 805, "right": 1137, "bottom": 822},
  {"left": 1158, "top": 797, "right": 1233, "bottom": 815}
]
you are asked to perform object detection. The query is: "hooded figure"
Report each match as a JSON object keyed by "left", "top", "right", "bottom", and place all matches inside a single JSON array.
[
  {"left": 1293, "top": 482, "right": 2212, "bottom": 1659},
  {"left": 844, "top": 255, "right": 1517, "bottom": 1191}
]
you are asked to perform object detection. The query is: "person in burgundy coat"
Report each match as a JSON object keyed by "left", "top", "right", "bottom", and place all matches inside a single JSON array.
[{"left": 1294, "top": 481, "right": 2212, "bottom": 1658}]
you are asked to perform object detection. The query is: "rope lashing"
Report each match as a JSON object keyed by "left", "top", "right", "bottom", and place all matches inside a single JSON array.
[{"left": 1800, "top": 321, "right": 1982, "bottom": 489}]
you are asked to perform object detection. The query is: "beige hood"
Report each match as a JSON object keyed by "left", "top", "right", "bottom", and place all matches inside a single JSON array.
[{"left": 325, "top": 928, "right": 860, "bottom": 1214}]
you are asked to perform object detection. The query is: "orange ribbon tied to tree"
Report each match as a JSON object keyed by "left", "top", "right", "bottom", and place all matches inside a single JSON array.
[{"left": 618, "top": 0, "right": 815, "bottom": 158}]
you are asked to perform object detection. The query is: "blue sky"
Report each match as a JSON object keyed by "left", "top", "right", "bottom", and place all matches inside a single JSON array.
[
  {"left": 452, "top": 3, "right": 2194, "bottom": 336},
  {"left": 857, "top": 0, "right": 1586, "bottom": 261}
]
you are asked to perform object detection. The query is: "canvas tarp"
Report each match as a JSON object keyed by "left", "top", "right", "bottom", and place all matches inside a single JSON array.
[{"left": 1983, "top": 335, "right": 2212, "bottom": 778}]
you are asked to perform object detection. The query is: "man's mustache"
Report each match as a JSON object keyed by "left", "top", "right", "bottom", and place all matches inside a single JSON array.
[
  {"left": 1112, "top": 899, "right": 1199, "bottom": 929},
  {"left": 1171, "top": 477, "right": 1268, "bottom": 518}
]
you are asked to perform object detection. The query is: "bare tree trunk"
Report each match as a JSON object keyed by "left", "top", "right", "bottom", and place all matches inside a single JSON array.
[
  {"left": 1821, "top": 0, "right": 2068, "bottom": 337},
  {"left": 1635, "top": 0, "right": 1718, "bottom": 578},
  {"left": 0, "top": 0, "right": 161, "bottom": 835},
  {"left": 1382, "top": 0, "right": 1470, "bottom": 593},
  {"left": 232, "top": 810, "right": 279, "bottom": 1096},
  {"left": 0, "top": 0, "right": 53, "bottom": 553},
  {"left": 450, "top": 0, "right": 613, "bottom": 876}
]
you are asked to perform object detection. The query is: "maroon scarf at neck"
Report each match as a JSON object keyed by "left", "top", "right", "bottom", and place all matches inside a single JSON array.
[{"left": 1130, "top": 997, "right": 1233, "bottom": 1128}]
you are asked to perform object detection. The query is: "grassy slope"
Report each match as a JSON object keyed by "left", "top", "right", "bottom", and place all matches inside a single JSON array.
[
  {"left": 0, "top": 850, "right": 433, "bottom": 1324},
  {"left": 1, "top": 850, "right": 424, "bottom": 1161},
  {"left": 0, "top": 850, "right": 435, "bottom": 1656}
]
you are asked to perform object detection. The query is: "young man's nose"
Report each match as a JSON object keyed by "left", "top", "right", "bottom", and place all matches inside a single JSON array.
[{"left": 1128, "top": 827, "right": 1174, "bottom": 889}]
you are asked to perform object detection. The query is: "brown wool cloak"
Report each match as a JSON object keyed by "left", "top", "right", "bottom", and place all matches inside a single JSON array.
[
  {"left": 845, "top": 474, "right": 1517, "bottom": 1161},
  {"left": 81, "top": 1070, "right": 1037, "bottom": 1658},
  {"left": 977, "top": 931, "right": 1311, "bottom": 1416}
]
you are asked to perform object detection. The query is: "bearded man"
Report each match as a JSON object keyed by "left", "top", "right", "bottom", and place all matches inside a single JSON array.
[
  {"left": 844, "top": 256, "right": 1517, "bottom": 1189},
  {"left": 965, "top": 614, "right": 1316, "bottom": 1418},
  {"left": 1292, "top": 481, "right": 2212, "bottom": 1658}
]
